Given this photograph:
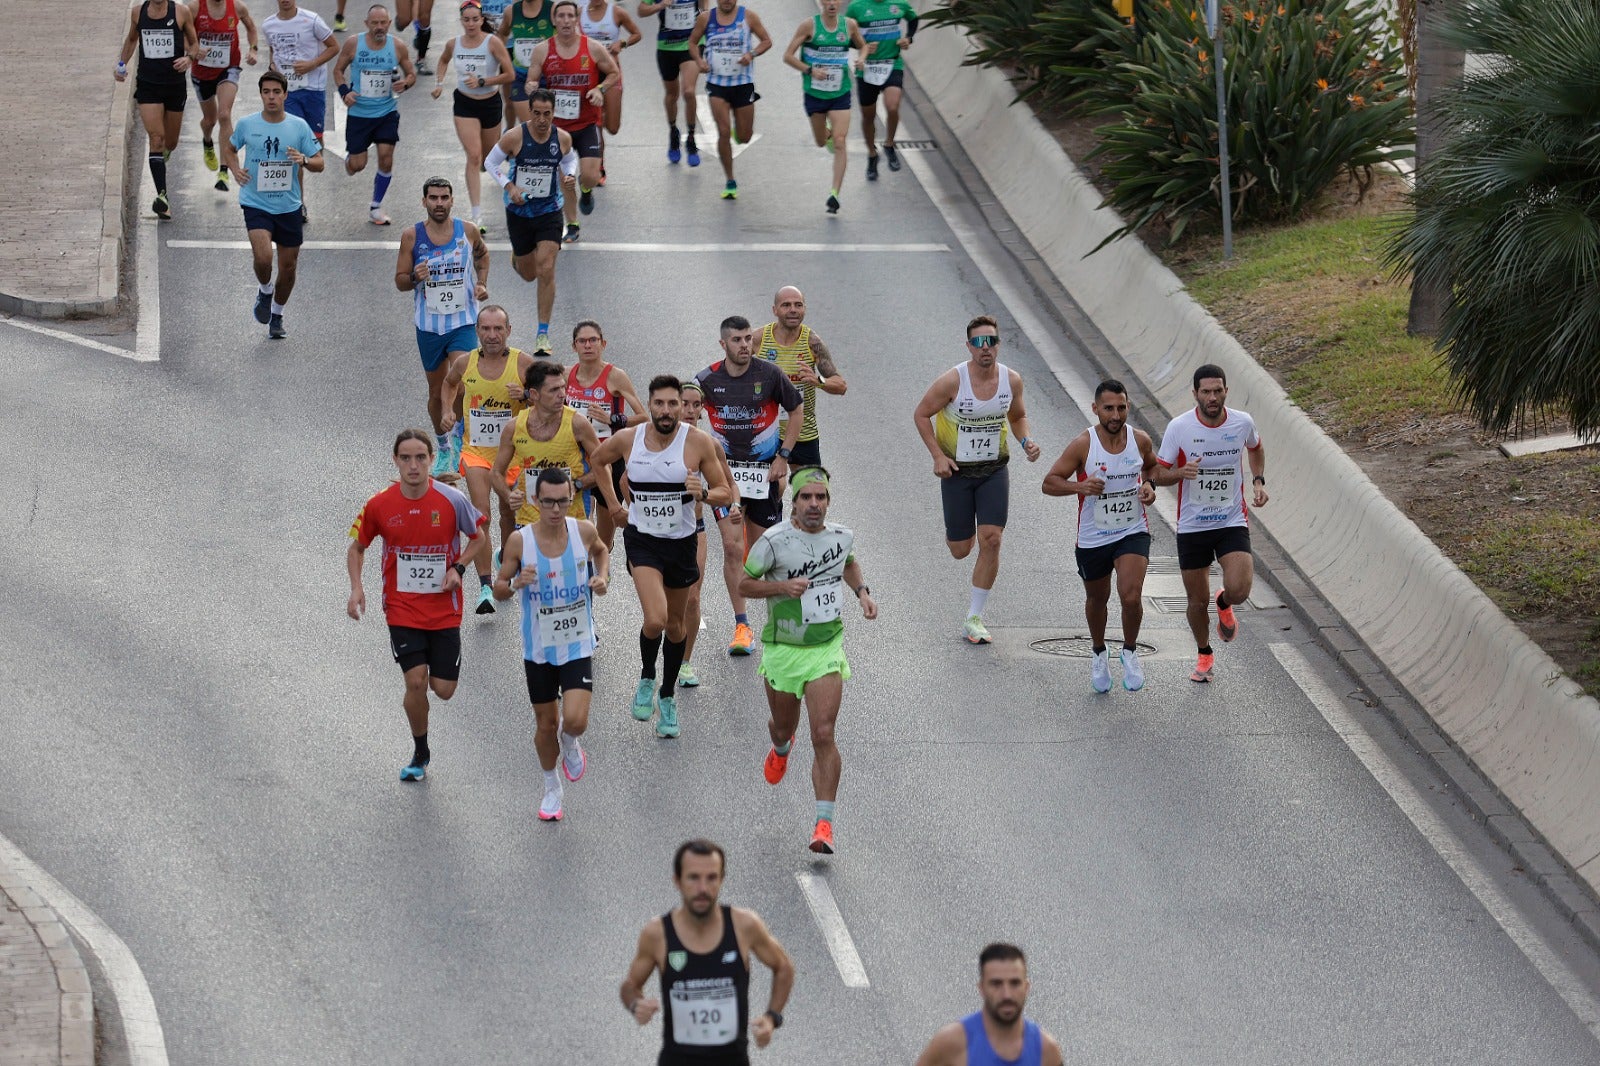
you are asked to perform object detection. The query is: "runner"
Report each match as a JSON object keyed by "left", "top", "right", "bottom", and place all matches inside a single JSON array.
[
  {"left": 587, "top": 376, "right": 732, "bottom": 737},
  {"left": 913, "top": 944, "right": 1065, "bottom": 1066},
  {"left": 912, "top": 315, "right": 1041, "bottom": 645},
  {"left": 1041, "top": 379, "right": 1158, "bottom": 693},
  {"left": 759, "top": 285, "right": 845, "bottom": 467},
  {"left": 782, "top": 0, "right": 867, "bottom": 214},
  {"left": 740, "top": 467, "right": 877, "bottom": 854},
  {"left": 117, "top": 0, "right": 199, "bottom": 220},
  {"left": 493, "top": 467, "right": 609, "bottom": 821},
  {"left": 439, "top": 305, "right": 536, "bottom": 614},
  {"left": 676, "top": 379, "right": 735, "bottom": 689},
  {"left": 485, "top": 89, "right": 576, "bottom": 352},
  {"left": 565, "top": 320, "right": 648, "bottom": 549},
  {"left": 334, "top": 4, "right": 417, "bottom": 225},
  {"left": 347, "top": 429, "right": 489, "bottom": 782},
  {"left": 491, "top": 361, "right": 605, "bottom": 538},
  {"left": 261, "top": 0, "right": 339, "bottom": 146},
  {"left": 191, "top": 0, "right": 260, "bottom": 194},
  {"left": 397, "top": 0, "right": 439, "bottom": 73},
  {"left": 1151, "top": 364, "right": 1268, "bottom": 683},
  {"left": 694, "top": 316, "right": 804, "bottom": 657},
  {"left": 688, "top": 0, "right": 771, "bottom": 200},
  {"left": 580, "top": 0, "right": 642, "bottom": 174},
  {"left": 221, "top": 70, "right": 324, "bottom": 339},
  {"left": 395, "top": 177, "right": 491, "bottom": 476},
  {"left": 844, "top": 0, "right": 914, "bottom": 180},
  {"left": 433, "top": 0, "right": 517, "bottom": 234},
  {"left": 499, "top": 0, "right": 554, "bottom": 126},
  {"left": 636, "top": 0, "right": 707, "bottom": 165},
  {"left": 528, "top": 0, "right": 620, "bottom": 243},
  {"left": 335, "top": 0, "right": 349, "bottom": 31},
  {"left": 620, "top": 839, "right": 795, "bottom": 1064}
]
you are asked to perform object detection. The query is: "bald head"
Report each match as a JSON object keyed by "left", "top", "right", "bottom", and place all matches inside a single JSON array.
[{"left": 773, "top": 286, "right": 806, "bottom": 329}]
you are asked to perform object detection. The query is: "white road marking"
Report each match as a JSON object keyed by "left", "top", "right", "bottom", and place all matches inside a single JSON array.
[
  {"left": 166, "top": 239, "right": 948, "bottom": 253},
  {"left": 1269, "top": 642, "right": 1600, "bottom": 1038},
  {"left": 136, "top": 166, "right": 162, "bottom": 362},
  {"left": 730, "top": 131, "right": 763, "bottom": 158},
  {"left": 0, "top": 832, "right": 170, "bottom": 1066},
  {"left": 793, "top": 871, "right": 870, "bottom": 988},
  {"left": 0, "top": 317, "right": 153, "bottom": 363}
]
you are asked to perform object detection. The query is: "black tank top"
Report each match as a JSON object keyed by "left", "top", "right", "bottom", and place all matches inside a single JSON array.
[
  {"left": 137, "top": 0, "right": 185, "bottom": 84},
  {"left": 659, "top": 905, "right": 749, "bottom": 1062}
]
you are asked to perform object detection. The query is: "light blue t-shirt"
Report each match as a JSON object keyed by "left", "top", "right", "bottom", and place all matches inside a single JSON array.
[{"left": 230, "top": 112, "right": 321, "bottom": 214}]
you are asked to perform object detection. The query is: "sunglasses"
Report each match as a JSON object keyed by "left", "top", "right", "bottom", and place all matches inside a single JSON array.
[{"left": 968, "top": 334, "right": 999, "bottom": 348}]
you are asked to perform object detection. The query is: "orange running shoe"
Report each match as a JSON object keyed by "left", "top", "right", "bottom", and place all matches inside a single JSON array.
[
  {"left": 809, "top": 819, "right": 835, "bottom": 854},
  {"left": 1190, "top": 652, "right": 1215, "bottom": 683},
  {"left": 1216, "top": 592, "right": 1238, "bottom": 642},
  {"left": 763, "top": 747, "right": 789, "bottom": 785},
  {"left": 728, "top": 622, "right": 755, "bottom": 656}
]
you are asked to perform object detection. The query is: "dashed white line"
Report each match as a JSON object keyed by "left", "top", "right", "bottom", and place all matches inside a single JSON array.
[
  {"left": 794, "top": 871, "right": 870, "bottom": 989},
  {"left": 165, "top": 239, "right": 948, "bottom": 253}
]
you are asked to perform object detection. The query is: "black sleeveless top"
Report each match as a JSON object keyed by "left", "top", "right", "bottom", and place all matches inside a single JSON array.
[
  {"left": 659, "top": 905, "right": 750, "bottom": 1062},
  {"left": 137, "top": 1, "right": 185, "bottom": 84}
]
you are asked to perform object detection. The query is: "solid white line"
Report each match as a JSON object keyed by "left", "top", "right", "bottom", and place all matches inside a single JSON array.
[
  {"left": 165, "top": 239, "right": 949, "bottom": 253},
  {"left": 1268, "top": 642, "right": 1600, "bottom": 1038},
  {"left": 136, "top": 174, "right": 162, "bottom": 362},
  {"left": 730, "top": 131, "right": 763, "bottom": 159},
  {"left": 793, "top": 871, "right": 870, "bottom": 989},
  {"left": 0, "top": 833, "right": 170, "bottom": 1066},
  {"left": 0, "top": 316, "right": 154, "bottom": 363}
]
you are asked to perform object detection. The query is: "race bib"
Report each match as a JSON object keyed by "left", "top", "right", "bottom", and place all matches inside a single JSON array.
[
  {"left": 801, "top": 575, "right": 843, "bottom": 624},
  {"left": 141, "top": 28, "right": 176, "bottom": 58},
  {"left": 468, "top": 407, "right": 512, "bottom": 446},
  {"left": 395, "top": 551, "right": 446, "bottom": 593},
  {"left": 710, "top": 49, "right": 742, "bottom": 78},
  {"left": 728, "top": 460, "right": 770, "bottom": 501},
  {"left": 537, "top": 598, "right": 593, "bottom": 647},
  {"left": 424, "top": 270, "right": 467, "bottom": 316},
  {"left": 863, "top": 59, "right": 893, "bottom": 85},
  {"left": 286, "top": 68, "right": 309, "bottom": 91},
  {"left": 632, "top": 489, "right": 684, "bottom": 536},
  {"left": 569, "top": 401, "right": 613, "bottom": 439},
  {"left": 1194, "top": 466, "right": 1237, "bottom": 507},
  {"left": 669, "top": 983, "right": 738, "bottom": 1047},
  {"left": 200, "top": 35, "right": 232, "bottom": 68},
  {"left": 360, "top": 68, "right": 394, "bottom": 98},
  {"left": 516, "top": 164, "right": 553, "bottom": 198},
  {"left": 809, "top": 62, "right": 843, "bottom": 93},
  {"left": 664, "top": 3, "right": 696, "bottom": 30},
  {"left": 256, "top": 160, "right": 293, "bottom": 192},
  {"left": 553, "top": 89, "right": 581, "bottom": 119},
  {"left": 1093, "top": 486, "right": 1142, "bottom": 532},
  {"left": 459, "top": 55, "right": 486, "bottom": 78},
  {"left": 513, "top": 36, "right": 539, "bottom": 67},
  {"left": 955, "top": 420, "right": 1003, "bottom": 463}
]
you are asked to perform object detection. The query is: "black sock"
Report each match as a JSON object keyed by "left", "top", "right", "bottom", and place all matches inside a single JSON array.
[
  {"left": 1198, "top": 645, "right": 1213, "bottom": 656},
  {"left": 661, "top": 637, "right": 687, "bottom": 697},
  {"left": 478, "top": 572, "right": 492, "bottom": 588},
  {"left": 203, "top": 137, "right": 214, "bottom": 148},
  {"left": 149, "top": 152, "right": 167, "bottom": 194},
  {"left": 1124, "top": 641, "right": 1138, "bottom": 652},
  {"left": 1216, "top": 590, "right": 1229, "bottom": 610},
  {"left": 640, "top": 630, "right": 662, "bottom": 679},
  {"left": 415, "top": 26, "right": 431, "bottom": 56},
  {"left": 412, "top": 732, "right": 429, "bottom": 764},
  {"left": 1092, "top": 644, "right": 1106, "bottom": 655}
]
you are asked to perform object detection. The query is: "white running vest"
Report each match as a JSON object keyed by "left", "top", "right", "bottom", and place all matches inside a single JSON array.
[
  {"left": 1075, "top": 428, "right": 1149, "bottom": 549},
  {"left": 519, "top": 517, "right": 597, "bottom": 665},
  {"left": 626, "top": 424, "right": 698, "bottom": 539}
]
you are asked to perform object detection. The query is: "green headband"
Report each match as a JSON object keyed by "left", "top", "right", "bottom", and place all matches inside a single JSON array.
[{"left": 790, "top": 467, "right": 830, "bottom": 499}]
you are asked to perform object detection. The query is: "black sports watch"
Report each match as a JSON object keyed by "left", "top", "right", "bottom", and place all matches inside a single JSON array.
[
  {"left": 765, "top": 1009, "right": 784, "bottom": 1030},
  {"left": 1252, "top": 475, "right": 1266, "bottom": 485},
  {"left": 453, "top": 562, "right": 468, "bottom": 576},
  {"left": 777, "top": 447, "right": 793, "bottom": 461}
]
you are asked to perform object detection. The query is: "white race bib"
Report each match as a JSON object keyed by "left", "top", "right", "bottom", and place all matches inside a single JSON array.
[
  {"left": 955, "top": 420, "right": 1003, "bottom": 463},
  {"left": 569, "top": 401, "right": 613, "bottom": 439},
  {"left": 669, "top": 983, "right": 739, "bottom": 1047},
  {"left": 1093, "top": 487, "right": 1142, "bottom": 532},
  {"left": 200, "top": 35, "right": 232, "bottom": 68},
  {"left": 256, "top": 160, "right": 294, "bottom": 192},
  {"left": 516, "top": 164, "right": 554, "bottom": 198},
  {"left": 359, "top": 68, "right": 394, "bottom": 98},
  {"left": 286, "top": 69, "right": 309, "bottom": 91},
  {"left": 710, "top": 50, "right": 742, "bottom": 78},
  {"left": 1194, "top": 467, "right": 1237, "bottom": 507},
  {"left": 632, "top": 489, "right": 684, "bottom": 536},
  {"left": 395, "top": 551, "right": 446, "bottom": 593},
  {"left": 801, "top": 575, "right": 843, "bottom": 624},
  {"left": 863, "top": 59, "right": 893, "bottom": 85},
  {"left": 459, "top": 55, "right": 487, "bottom": 77},
  {"left": 727, "top": 460, "right": 770, "bottom": 501},
  {"left": 664, "top": 3, "right": 696, "bottom": 30},
  {"left": 809, "top": 62, "right": 843, "bottom": 93},
  {"left": 538, "top": 598, "right": 593, "bottom": 647},
  {"left": 553, "top": 88, "right": 581, "bottom": 119},
  {"left": 469, "top": 407, "right": 513, "bottom": 446},
  {"left": 513, "top": 36, "right": 539, "bottom": 67},
  {"left": 141, "top": 28, "right": 176, "bottom": 58},
  {"left": 424, "top": 269, "right": 467, "bottom": 316}
]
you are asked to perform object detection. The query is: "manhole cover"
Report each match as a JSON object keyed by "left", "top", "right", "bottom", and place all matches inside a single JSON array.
[{"left": 1029, "top": 636, "right": 1158, "bottom": 659}]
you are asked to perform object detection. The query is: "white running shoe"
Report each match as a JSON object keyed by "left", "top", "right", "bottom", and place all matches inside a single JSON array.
[
  {"left": 1121, "top": 648, "right": 1145, "bottom": 691},
  {"left": 560, "top": 734, "right": 586, "bottom": 782},
  {"left": 538, "top": 782, "right": 564, "bottom": 821},
  {"left": 1090, "top": 650, "right": 1112, "bottom": 693}
]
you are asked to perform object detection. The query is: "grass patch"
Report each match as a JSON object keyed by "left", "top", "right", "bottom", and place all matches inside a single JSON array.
[{"left": 1460, "top": 513, "right": 1600, "bottom": 612}]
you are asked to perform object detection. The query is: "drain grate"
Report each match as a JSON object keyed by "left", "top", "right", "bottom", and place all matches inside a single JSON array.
[
  {"left": 1030, "top": 635, "right": 1158, "bottom": 659},
  {"left": 1146, "top": 596, "right": 1192, "bottom": 615},
  {"left": 893, "top": 139, "right": 938, "bottom": 151}
]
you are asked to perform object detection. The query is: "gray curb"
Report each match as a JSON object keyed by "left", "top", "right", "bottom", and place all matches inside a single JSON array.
[{"left": 0, "top": 857, "right": 95, "bottom": 1066}]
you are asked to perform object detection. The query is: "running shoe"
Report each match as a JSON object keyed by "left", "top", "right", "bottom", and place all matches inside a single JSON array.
[
  {"left": 1190, "top": 652, "right": 1215, "bottom": 683},
  {"left": 563, "top": 222, "right": 581, "bottom": 244},
  {"left": 763, "top": 746, "right": 788, "bottom": 785},
  {"left": 268, "top": 313, "right": 287, "bottom": 339},
  {"left": 809, "top": 819, "right": 835, "bottom": 855},
  {"left": 431, "top": 441, "right": 453, "bottom": 478},
  {"left": 685, "top": 135, "right": 700, "bottom": 167},
  {"left": 415, "top": 59, "right": 432, "bottom": 75},
  {"left": 333, "top": 13, "right": 347, "bottom": 30},
  {"left": 1216, "top": 591, "right": 1238, "bottom": 642},
  {"left": 152, "top": 193, "right": 171, "bottom": 220},
  {"left": 538, "top": 784, "right": 563, "bottom": 821},
  {"left": 202, "top": 141, "right": 218, "bottom": 172},
  {"left": 214, "top": 169, "right": 229, "bottom": 192},
  {"left": 579, "top": 188, "right": 594, "bottom": 215},
  {"left": 493, "top": 548, "right": 502, "bottom": 574},
  {"left": 535, "top": 331, "right": 553, "bottom": 353},
  {"left": 631, "top": 677, "right": 657, "bottom": 721},
  {"left": 655, "top": 696, "right": 680, "bottom": 738},
  {"left": 721, "top": 181, "right": 738, "bottom": 200},
  {"left": 400, "top": 756, "right": 428, "bottom": 782},
  {"left": 866, "top": 154, "right": 879, "bottom": 181},
  {"left": 962, "top": 615, "right": 992, "bottom": 645},
  {"left": 475, "top": 584, "right": 495, "bottom": 615},
  {"left": 668, "top": 125, "right": 681, "bottom": 164},
  {"left": 884, "top": 143, "right": 902, "bottom": 171},
  {"left": 561, "top": 736, "right": 586, "bottom": 782},
  {"left": 677, "top": 662, "right": 700, "bottom": 687},
  {"left": 825, "top": 194, "right": 840, "bottom": 215},
  {"left": 476, "top": 218, "right": 490, "bottom": 238},
  {"left": 1090, "top": 650, "right": 1112, "bottom": 694},
  {"left": 369, "top": 206, "right": 391, "bottom": 226},
  {"left": 1120, "top": 648, "right": 1145, "bottom": 691},
  {"left": 728, "top": 622, "right": 755, "bottom": 656},
  {"left": 253, "top": 290, "right": 272, "bottom": 324}
]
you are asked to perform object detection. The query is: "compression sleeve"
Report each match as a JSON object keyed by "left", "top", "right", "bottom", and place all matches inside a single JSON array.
[
  {"left": 560, "top": 148, "right": 580, "bottom": 178},
  {"left": 486, "top": 142, "right": 513, "bottom": 188}
]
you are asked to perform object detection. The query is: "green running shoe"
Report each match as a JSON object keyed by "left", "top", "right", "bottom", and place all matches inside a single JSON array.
[
  {"left": 631, "top": 677, "right": 657, "bottom": 721},
  {"left": 655, "top": 696, "right": 680, "bottom": 738}
]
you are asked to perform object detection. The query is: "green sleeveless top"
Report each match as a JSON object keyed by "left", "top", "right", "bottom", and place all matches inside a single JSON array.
[{"left": 801, "top": 14, "right": 851, "bottom": 99}]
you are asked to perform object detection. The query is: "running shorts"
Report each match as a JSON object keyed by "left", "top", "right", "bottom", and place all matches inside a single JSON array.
[
  {"left": 416, "top": 323, "right": 481, "bottom": 373},
  {"left": 939, "top": 464, "right": 1009, "bottom": 542},
  {"left": 758, "top": 631, "right": 850, "bottom": 698},
  {"left": 708, "top": 82, "right": 758, "bottom": 108},
  {"left": 135, "top": 78, "right": 187, "bottom": 110},
  {"left": 568, "top": 123, "right": 604, "bottom": 158},
  {"left": 242, "top": 206, "right": 305, "bottom": 247},
  {"left": 656, "top": 46, "right": 694, "bottom": 82},
  {"left": 507, "top": 207, "right": 565, "bottom": 255},
  {"left": 803, "top": 90, "right": 851, "bottom": 115},
  {"left": 192, "top": 67, "right": 242, "bottom": 100},
  {"left": 855, "top": 65, "right": 903, "bottom": 107},
  {"left": 389, "top": 624, "right": 462, "bottom": 679},
  {"left": 1075, "top": 531, "right": 1151, "bottom": 583},
  {"left": 524, "top": 656, "right": 594, "bottom": 704},
  {"left": 623, "top": 526, "right": 700, "bottom": 589},
  {"left": 346, "top": 111, "right": 402, "bottom": 155},
  {"left": 454, "top": 89, "right": 504, "bottom": 128},
  {"left": 1175, "top": 525, "right": 1251, "bottom": 572},
  {"left": 285, "top": 86, "right": 326, "bottom": 136}
]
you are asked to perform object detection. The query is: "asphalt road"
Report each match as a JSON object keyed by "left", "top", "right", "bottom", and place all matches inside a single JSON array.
[{"left": 3, "top": 2, "right": 1600, "bottom": 1062}]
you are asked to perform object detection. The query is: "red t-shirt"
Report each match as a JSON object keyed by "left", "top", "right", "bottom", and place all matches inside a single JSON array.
[
  {"left": 350, "top": 480, "right": 486, "bottom": 630},
  {"left": 541, "top": 35, "right": 604, "bottom": 131}
]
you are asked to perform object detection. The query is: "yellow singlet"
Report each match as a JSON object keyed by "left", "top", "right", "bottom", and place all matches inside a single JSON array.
[
  {"left": 509, "top": 405, "right": 588, "bottom": 523},
  {"left": 759, "top": 322, "right": 819, "bottom": 443},
  {"left": 460, "top": 348, "right": 526, "bottom": 462}
]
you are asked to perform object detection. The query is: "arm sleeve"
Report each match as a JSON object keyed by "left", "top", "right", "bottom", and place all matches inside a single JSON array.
[
  {"left": 560, "top": 148, "right": 580, "bottom": 177},
  {"left": 905, "top": 10, "right": 918, "bottom": 39},
  {"left": 486, "top": 141, "right": 513, "bottom": 188}
]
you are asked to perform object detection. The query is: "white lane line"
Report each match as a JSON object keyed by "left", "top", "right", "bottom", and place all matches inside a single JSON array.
[
  {"left": 730, "top": 131, "right": 763, "bottom": 159},
  {"left": 136, "top": 172, "right": 162, "bottom": 362},
  {"left": 793, "top": 871, "right": 870, "bottom": 989},
  {"left": 0, "top": 317, "right": 153, "bottom": 363},
  {"left": 165, "top": 239, "right": 949, "bottom": 253},
  {"left": 1269, "top": 642, "right": 1600, "bottom": 1038},
  {"left": 0, "top": 832, "right": 170, "bottom": 1066}
]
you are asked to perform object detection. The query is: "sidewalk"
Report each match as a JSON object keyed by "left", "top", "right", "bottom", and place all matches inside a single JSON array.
[
  {"left": 0, "top": 854, "right": 93, "bottom": 1066},
  {"left": 0, "top": 0, "right": 135, "bottom": 317}
]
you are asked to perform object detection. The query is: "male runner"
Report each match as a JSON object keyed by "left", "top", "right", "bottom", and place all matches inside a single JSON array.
[
  {"left": 676, "top": 379, "right": 735, "bottom": 689},
  {"left": 782, "top": 0, "right": 867, "bottom": 214},
  {"left": 222, "top": 70, "right": 324, "bottom": 339},
  {"left": 1150, "top": 364, "right": 1268, "bottom": 683},
  {"left": 395, "top": 177, "right": 491, "bottom": 476},
  {"left": 439, "top": 305, "right": 535, "bottom": 613},
  {"left": 433, "top": 1, "right": 517, "bottom": 233},
  {"left": 492, "top": 361, "right": 605, "bottom": 533},
  {"left": 499, "top": 0, "right": 554, "bottom": 126},
  {"left": 117, "top": 0, "right": 199, "bottom": 220},
  {"left": 565, "top": 320, "right": 647, "bottom": 549},
  {"left": 494, "top": 467, "right": 608, "bottom": 821},
  {"left": 621, "top": 840, "right": 795, "bottom": 1063},
  {"left": 397, "top": 0, "right": 439, "bottom": 73},
  {"left": 347, "top": 429, "right": 489, "bottom": 782},
  {"left": 912, "top": 315, "right": 1041, "bottom": 645},
  {"left": 588, "top": 376, "right": 732, "bottom": 738},
  {"left": 759, "top": 286, "right": 844, "bottom": 467},
  {"left": 1041, "top": 380, "right": 1159, "bottom": 693},
  {"left": 335, "top": 4, "right": 417, "bottom": 225},
  {"left": 528, "top": 0, "right": 620, "bottom": 241},
  {"left": 192, "top": 0, "right": 260, "bottom": 193},
  {"left": 262, "top": 0, "right": 339, "bottom": 143},
  {"left": 914, "top": 944, "right": 1065, "bottom": 1066},
  {"left": 581, "top": 0, "right": 642, "bottom": 150},
  {"left": 740, "top": 467, "right": 877, "bottom": 854},
  {"left": 844, "top": 0, "right": 914, "bottom": 180},
  {"left": 694, "top": 316, "right": 804, "bottom": 657},
  {"left": 689, "top": 0, "right": 771, "bottom": 200},
  {"left": 486, "top": 90, "right": 576, "bottom": 351},
  {"left": 637, "top": 0, "right": 708, "bottom": 165}
]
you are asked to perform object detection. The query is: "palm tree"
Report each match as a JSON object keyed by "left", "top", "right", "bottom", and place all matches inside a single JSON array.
[{"left": 1404, "top": 0, "right": 1465, "bottom": 336}]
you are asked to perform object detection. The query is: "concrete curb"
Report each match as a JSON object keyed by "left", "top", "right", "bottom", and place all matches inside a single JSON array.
[
  {"left": 907, "top": 26, "right": 1600, "bottom": 901},
  {"left": 0, "top": 855, "right": 95, "bottom": 1066}
]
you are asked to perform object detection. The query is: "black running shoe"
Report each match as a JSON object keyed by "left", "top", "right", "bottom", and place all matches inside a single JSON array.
[
  {"left": 253, "top": 290, "right": 271, "bottom": 324},
  {"left": 866, "top": 155, "right": 879, "bottom": 181},
  {"left": 579, "top": 188, "right": 594, "bottom": 215},
  {"left": 884, "top": 143, "right": 902, "bottom": 171},
  {"left": 268, "top": 313, "right": 287, "bottom": 339},
  {"left": 825, "top": 194, "right": 840, "bottom": 214},
  {"left": 152, "top": 193, "right": 171, "bottom": 220}
]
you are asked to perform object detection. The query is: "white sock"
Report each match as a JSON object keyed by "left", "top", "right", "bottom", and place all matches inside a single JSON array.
[
  {"left": 559, "top": 731, "right": 577, "bottom": 750},
  {"left": 270, "top": 300, "right": 285, "bottom": 315},
  {"left": 542, "top": 769, "right": 561, "bottom": 791},
  {"left": 258, "top": 282, "right": 273, "bottom": 295},
  {"left": 470, "top": 204, "right": 482, "bottom": 222},
  {"left": 969, "top": 586, "right": 990, "bottom": 619}
]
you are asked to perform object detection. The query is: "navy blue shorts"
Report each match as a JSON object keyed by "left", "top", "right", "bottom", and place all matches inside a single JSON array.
[
  {"left": 346, "top": 110, "right": 401, "bottom": 155},
  {"left": 242, "top": 206, "right": 305, "bottom": 248},
  {"left": 804, "top": 90, "right": 851, "bottom": 115},
  {"left": 855, "top": 65, "right": 903, "bottom": 107},
  {"left": 286, "top": 87, "right": 327, "bottom": 137}
]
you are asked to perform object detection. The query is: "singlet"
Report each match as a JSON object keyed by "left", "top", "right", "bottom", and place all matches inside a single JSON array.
[
  {"left": 703, "top": 6, "right": 754, "bottom": 87},
  {"left": 263, "top": 8, "right": 335, "bottom": 91},
  {"left": 961, "top": 1012, "right": 1043, "bottom": 1066},
  {"left": 348, "top": 34, "right": 400, "bottom": 117},
  {"left": 541, "top": 35, "right": 603, "bottom": 129},
  {"left": 656, "top": 0, "right": 699, "bottom": 50},
  {"left": 566, "top": 362, "right": 623, "bottom": 440},
  {"left": 519, "top": 517, "right": 597, "bottom": 665},
  {"left": 137, "top": 0, "right": 185, "bottom": 85},
  {"left": 460, "top": 349, "right": 524, "bottom": 460},
  {"left": 1075, "top": 428, "right": 1149, "bottom": 549},
  {"left": 660, "top": 906, "right": 749, "bottom": 1057},
  {"left": 412, "top": 219, "right": 480, "bottom": 334},
  {"left": 845, "top": 0, "right": 912, "bottom": 83},
  {"left": 934, "top": 362, "right": 1013, "bottom": 476},
  {"left": 759, "top": 323, "right": 818, "bottom": 443},
  {"left": 349, "top": 480, "right": 486, "bottom": 631},
  {"left": 508, "top": 0, "right": 554, "bottom": 71},
  {"left": 454, "top": 34, "right": 500, "bottom": 97},
  {"left": 801, "top": 14, "right": 851, "bottom": 99},
  {"left": 626, "top": 424, "right": 697, "bottom": 540},
  {"left": 744, "top": 522, "right": 855, "bottom": 647},
  {"left": 506, "top": 122, "right": 565, "bottom": 218},
  {"left": 1156, "top": 407, "right": 1261, "bottom": 534},
  {"left": 580, "top": 1, "right": 619, "bottom": 43},
  {"left": 509, "top": 407, "right": 589, "bottom": 524},
  {"left": 193, "top": 0, "right": 241, "bottom": 78}
]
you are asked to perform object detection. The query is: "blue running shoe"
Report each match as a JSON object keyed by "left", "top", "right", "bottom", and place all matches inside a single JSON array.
[
  {"left": 400, "top": 757, "right": 428, "bottom": 782},
  {"left": 631, "top": 677, "right": 657, "bottom": 721},
  {"left": 667, "top": 125, "right": 681, "bottom": 164},
  {"left": 685, "top": 134, "right": 700, "bottom": 167},
  {"left": 655, "top": 696, "right": 680, "bottom": 738}
]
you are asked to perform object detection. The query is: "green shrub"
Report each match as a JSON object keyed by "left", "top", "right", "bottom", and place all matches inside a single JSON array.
[
  {"left": 920, "top": 0, "right": 1125, "bottom": 102},
  {"left": 919, "top": 0, "right": 1054, "bottom": 76}
]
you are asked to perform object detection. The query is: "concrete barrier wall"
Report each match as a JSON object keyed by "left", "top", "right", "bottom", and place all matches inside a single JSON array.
[{"left": 910, "top": 26, "right": 1600, "bottom": 890}]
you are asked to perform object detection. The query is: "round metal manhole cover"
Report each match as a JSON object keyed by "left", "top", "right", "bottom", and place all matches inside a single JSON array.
[{"left": 1029, "top": 636, "right": 1158, "bottom": 659}]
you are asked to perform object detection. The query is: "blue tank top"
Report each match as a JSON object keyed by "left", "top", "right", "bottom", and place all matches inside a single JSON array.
[
  {"left": 961, "top": 1013, "right": 1043, "bottom": 1066},
  {"left": 519, "top": 517, "right": 596, "bottom": 665},
  {"left": 348, "top": 35, "right": 399, "bottom": 118},
  {"left": 506, "top": 122, "right": 565, "bottom": 218},
  {"left": 412, "top": 219, "right": 479, "bottom": 334},
  {"left": 703, "top": 7, "right": 753, "bottom": 87}
]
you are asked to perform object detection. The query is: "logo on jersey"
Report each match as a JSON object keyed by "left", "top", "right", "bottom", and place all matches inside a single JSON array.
[
  {"left": 721, "top": 950, "right": 737, "bottom": 963},
  {"left": 668, "top": 950, "right": 687, "bottom": 971},
  {"left": 431, "top": 510, "right": 441, "bottom": 526}
]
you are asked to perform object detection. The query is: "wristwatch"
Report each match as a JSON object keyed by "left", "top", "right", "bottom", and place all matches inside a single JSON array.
[
  {"left": 854, "top": 585, "right": 871, "bottom": 598},
  {"left": 765, "top": 1010, "right": 784, "bottom": 1030},
  {"left": 453, "top": 562, "right": 468, "bottom": 576},
  {"left": 777, "top": 447, "right": 793, "bottom": 461},
  {"left": 1252, "top": 476, "right": 1266, "bottom": 485}
]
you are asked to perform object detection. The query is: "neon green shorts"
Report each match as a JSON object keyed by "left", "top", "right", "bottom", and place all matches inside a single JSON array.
[{"left": 757, "top": 633, "right": 850, "bottom": 698}]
